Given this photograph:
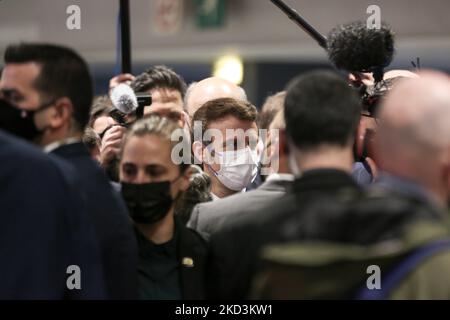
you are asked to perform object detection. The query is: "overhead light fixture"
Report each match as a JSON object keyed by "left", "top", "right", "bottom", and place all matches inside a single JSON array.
[{"left": 213, "top": 54, "right": 244, "bottom": 85}]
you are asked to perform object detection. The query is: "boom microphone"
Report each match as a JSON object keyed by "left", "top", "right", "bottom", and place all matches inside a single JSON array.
[
  {"left": 327, "top": 21, "right": 395, "bottom": 82},
  {"left": 269, "top": 1, "right": 395, "bottom": 83}
]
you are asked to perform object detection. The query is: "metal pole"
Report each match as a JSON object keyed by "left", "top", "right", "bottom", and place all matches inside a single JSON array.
[
  {"left": 270, "top": 0, "right": 327, "bottom": 49},
  {"left": 119, "top": 0, "right": 132, "bottom": 73}
]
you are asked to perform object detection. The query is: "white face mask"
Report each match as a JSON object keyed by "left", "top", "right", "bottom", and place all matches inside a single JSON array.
[{"left": 210, "top": 147, "right": 259, "bottom": 192}]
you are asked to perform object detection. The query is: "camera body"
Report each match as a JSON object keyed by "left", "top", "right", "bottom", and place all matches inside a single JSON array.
[{"left": 135, "top": 92, "right": 152, "bottom": 118}]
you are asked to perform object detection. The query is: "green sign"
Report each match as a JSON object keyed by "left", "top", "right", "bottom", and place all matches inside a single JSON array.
[{"left": 195, "top": 0, "right": 226, "bottom": 29}]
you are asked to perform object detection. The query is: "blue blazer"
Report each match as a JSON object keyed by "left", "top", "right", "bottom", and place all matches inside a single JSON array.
[
  {"left": 50, "top": 142, "right": 138, "bottom": 299},
  {"left": 0, "top": 131, "right": 106, "bottom": 299}
]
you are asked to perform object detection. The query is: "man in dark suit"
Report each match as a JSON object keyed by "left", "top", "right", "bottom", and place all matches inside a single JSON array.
[
  {"left": 188, "top": 109, "right": 293, "bottom": 235},
  {"left": 0, "top": 128, "right": 106, "bottom": 299},
  {"left": 0, "top": 43, "right": 138, "bottom": 299},
  {"left": 206, "top": 70, "right": 363, "bottom": 299}
]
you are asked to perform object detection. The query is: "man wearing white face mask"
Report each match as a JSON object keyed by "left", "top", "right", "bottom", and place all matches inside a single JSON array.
[
  {"left": 191, "top": 97, "right": 259, "bottom": 199},
  {"left": 187, "top": 98, "right": 259, "bottom": 231},
  {"left": 188, "top": 107, "right": 293, "bottom": 236}
]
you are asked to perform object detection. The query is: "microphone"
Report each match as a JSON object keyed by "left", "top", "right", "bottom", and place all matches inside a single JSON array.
[
  {"left": 327, "top": 21, "right": 395, "bottom": 82},
  {"left": 110, "top": 83, "right": 138, "bottom": 114},
  {"left": 269, "top": 1, "right": 395, "bottom": 82}
]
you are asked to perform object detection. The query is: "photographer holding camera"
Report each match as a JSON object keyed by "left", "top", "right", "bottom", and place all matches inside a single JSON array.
[{"left": 352, "top": 70, "right": 420, "bottom": 185}]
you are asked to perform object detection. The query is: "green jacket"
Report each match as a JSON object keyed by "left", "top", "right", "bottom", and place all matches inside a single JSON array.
[{"left": 253, "top": 219, "right": 450, "bottom": 299}]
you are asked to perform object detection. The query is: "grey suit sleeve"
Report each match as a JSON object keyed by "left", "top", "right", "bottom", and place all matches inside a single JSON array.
[{"left": 187, "top": 204, "right": 201, "bottom": 230}]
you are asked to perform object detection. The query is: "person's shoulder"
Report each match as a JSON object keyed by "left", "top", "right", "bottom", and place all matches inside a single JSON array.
[
  {"left": 210, "top": 198, "right": 279, "bottom": 243},
  {"left": 259, "top": 177, "right": 294, "bottom": 192},
  {"left": 231, "top": 190, "right": 296, "bottom": 226},
  {"left": 360, "top": 184, "right": 442, "bottom": 220},
  {"left": 0, "top": 133, "right": 84, "bottom": 222},
  {"left": 390, "top": 246, "right": 450, "bottom": 299},
  {"left": 0, "top": 131, "right": 51, "bottom": 166},
  {"left": 54, "top": 148, "right": 131, "bottom": 222},
  {"left": 0, "top": 131, "right": 74, "bottom": 181},
  {"left": 197, "top": 186, "right": 280, "bottom": 213},
  {"left": 54, "top": 144, "right": 106, "bottom": 179},
  {"left": 191, "top": 188, "right": 282, "bottom": 234},
  {"left": 182, "top": 223, "right": 209, "bottom": 245},
  {"left": 51, "top": 144, "right": 123, "bottom": 197}
]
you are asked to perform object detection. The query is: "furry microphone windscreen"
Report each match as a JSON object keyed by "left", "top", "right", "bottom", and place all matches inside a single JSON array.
[
  {"left": 110, "top": 83, "right": 138, "bottom": 114},
  {"left": 327, "top": 21, "right": 395, "bottom": 76}
]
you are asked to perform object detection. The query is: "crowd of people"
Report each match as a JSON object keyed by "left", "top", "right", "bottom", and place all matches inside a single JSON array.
[{"left": 0, "top": 42, "right": 450, "bottom": 300}]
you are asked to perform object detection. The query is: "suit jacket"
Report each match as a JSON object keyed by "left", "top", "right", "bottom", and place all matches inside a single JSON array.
[
  {"left": 0, "top": 131, "right": 106, "bottom": 299},
  {"left": 51, "top": 142, "right": 138, "bottom": 299},
  {"left": 176, "top": 218, "right": 209, "bottom": 299},
  {"left": 207, "top": 169, "right": 361, "bottom": 299},
  {"left": 187, "top": 177, "right": 293, "bottom": 235}
]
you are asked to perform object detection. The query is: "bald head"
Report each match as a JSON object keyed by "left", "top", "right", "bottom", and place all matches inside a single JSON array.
[
  {"left": 384, "top": 69, "right": 420, "bottom": 80},
  {"left": 377, "top": 71, "right": 450, "bottom": 204},
  {"left": 379, "top": 72, "right": 450, "bottom": 153},
  {"left": 185, "top": 77, "right": 247, "bottom": 116}
]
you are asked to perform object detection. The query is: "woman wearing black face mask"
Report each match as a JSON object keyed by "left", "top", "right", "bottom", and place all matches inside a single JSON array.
[{"left": 119, "top": 115, "right": 208, "bottom": 300}]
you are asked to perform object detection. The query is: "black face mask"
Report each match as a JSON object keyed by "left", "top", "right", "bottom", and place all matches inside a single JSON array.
[
  {"left": 121, "top": 180, "right": 176, "bottom": 225},
  {"left": 0, "top": 98, "right": 54, "bottom": 141},
  {"left": 0, "top": 98, "right": 41, "bottom": 141}
]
